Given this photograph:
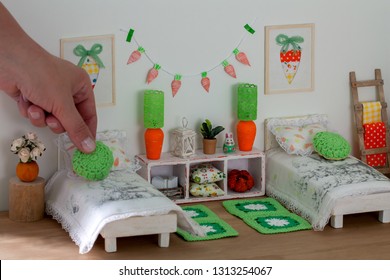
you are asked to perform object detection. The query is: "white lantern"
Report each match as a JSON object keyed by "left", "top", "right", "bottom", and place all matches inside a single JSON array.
[{"left": 171, "top": 117, "right": 196, "bottom": 158}]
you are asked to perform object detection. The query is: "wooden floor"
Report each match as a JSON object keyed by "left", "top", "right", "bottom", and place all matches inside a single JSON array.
[{"left": 1, "top": 199, "right": 390, "bottom": 260}]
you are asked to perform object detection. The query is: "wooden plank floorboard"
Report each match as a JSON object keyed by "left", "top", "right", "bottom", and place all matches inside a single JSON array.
[{"left": 1, "top": 200, "right": 390, "bottom": 260}]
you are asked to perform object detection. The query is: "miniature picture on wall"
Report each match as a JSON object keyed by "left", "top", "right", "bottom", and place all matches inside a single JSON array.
[
  {"left": 60, "top": 34, "right": 116, "bottom": 107},
  {"left": 265, "top": 23, "right": 314, "bottom": 94}
]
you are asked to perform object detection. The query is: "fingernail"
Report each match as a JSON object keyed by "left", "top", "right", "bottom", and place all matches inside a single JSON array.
[
  {"left": 81, "top": 137, "right": 96, "bottom": 153},
  {"left": 29, "top": 111, "right": 40, "bottom": 120},
  {"left": 47, "top": 122, "right": 58, "bottom": 129}
]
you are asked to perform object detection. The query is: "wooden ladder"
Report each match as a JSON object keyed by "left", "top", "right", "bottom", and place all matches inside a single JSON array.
[{"left": 350, "top": 69, "right": 390, "bottom": 175}]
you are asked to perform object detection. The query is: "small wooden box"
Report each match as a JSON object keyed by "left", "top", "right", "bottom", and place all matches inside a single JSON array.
[{"left": 8, "top": 177, "right": 45, "bottom": 222}]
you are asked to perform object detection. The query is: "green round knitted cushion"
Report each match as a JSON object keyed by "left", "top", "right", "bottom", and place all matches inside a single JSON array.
[
  {"left": 72, "top": 141, "right": 114, "bottom": 180},
  {"left": 313, "top": 131, "right": 351, "bottom": 160}
]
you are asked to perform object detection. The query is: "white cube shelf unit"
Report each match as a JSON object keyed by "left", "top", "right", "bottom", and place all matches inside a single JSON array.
[{"left": 135, "top": 148, "right": 265, "bottom": 204}]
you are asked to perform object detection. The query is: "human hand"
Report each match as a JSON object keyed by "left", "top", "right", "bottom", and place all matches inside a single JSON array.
[{"left": 0, "top": 3, "right": 97, "bottom": 153}]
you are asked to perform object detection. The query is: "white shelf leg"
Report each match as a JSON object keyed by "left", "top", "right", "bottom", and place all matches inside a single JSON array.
[
  {"left": 330, "top": 215, "right": 343, "bottom": 228},
  {"left": 158, "top": 233, "right": 170, "bottom": 247},
  {"left": 104, "top": 237, "right": 117, "bottom": 253},
  {"left": 379, "top": 210, "right": 390, "bottom": 223}
]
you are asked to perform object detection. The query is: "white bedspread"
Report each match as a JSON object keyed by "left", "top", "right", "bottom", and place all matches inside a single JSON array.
[
  {"left": 45, "top": 169, "right": 204, "bottom": 254},
  {"left": 266, "top": 148, "right": 390, "bottom": 230}
]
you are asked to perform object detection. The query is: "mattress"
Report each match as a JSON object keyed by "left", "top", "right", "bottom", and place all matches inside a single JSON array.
[{"left": 266, "top": 148, "right": 390, "bottom": 230}]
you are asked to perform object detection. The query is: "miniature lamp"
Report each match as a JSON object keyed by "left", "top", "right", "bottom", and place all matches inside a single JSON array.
[
  {"left": 144, "top": 90, "right": 164, "bottom": 160},
  {"left": 170, "top": 117, "right": 196, "bottom": 158},
  {"left": 237, "top": 83, "right": 258, "bottom": 151}
]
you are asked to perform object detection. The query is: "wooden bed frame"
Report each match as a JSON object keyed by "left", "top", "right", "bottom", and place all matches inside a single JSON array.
[
  {"left": 100, "top": 213, "right": 177, "bottom": 252},
  {"left": 264, "top": 115, "right": 390, "bottom": 228}
]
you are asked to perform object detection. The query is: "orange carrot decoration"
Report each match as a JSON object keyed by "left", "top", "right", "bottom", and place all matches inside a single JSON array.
[
  {"left": 171, "top": 74, "right": 182, "bottom": 97},
  {"left": 127, "top": 46, "right": 145, "bottom": 64},
  {"left": 146, "top": 64, "right": 161, "bottom": 84},
  {"left": 222, "top": 60, "right": 236, "bottom": 78},
  {"left": 201, "top": 72, "right": 210, "bottom": 93},
  {"left": 233, "top": 48, "right": 251, "bottom": 66}
]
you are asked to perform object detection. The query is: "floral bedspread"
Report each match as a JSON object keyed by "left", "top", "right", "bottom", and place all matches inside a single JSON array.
[
  {"left": 266, "top": 148, "right": 390, "bottom": 230},
  {"left": 45, "top": 169, "right": 203, "bottom": 254}
]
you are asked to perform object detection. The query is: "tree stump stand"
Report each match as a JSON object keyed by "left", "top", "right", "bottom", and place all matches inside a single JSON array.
[{"left": 8, "top": 176, "right": 45, "bottom": 222}]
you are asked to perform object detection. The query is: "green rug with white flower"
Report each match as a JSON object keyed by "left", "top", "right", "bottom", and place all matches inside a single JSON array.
[
  {"left": 176, "top": 204, "right": 238, "bottom": 241},
  {"left": 223, "top": 198, "right": 312, "bottom": 234}
]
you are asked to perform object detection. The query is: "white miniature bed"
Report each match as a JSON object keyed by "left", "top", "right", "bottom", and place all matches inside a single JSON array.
[
  {"left": 264, "top": 114, "right": 390, "bottom": 229},
  {"left": 45, "top": 131, "right": 203, "bottom": 254}
]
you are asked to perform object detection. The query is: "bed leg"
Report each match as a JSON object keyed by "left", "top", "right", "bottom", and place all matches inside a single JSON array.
[
  {"left": 331, "top": 215, "right": 343, "bottom": 228},
  {"left": 104, "top": 237, "right": 117, "bottom": 253},
  {"left": 379, "top": 210, "right": 390, "bottom": 223},
  {"left": 158, "top": 233, "right": 170, "bottom": 247}
]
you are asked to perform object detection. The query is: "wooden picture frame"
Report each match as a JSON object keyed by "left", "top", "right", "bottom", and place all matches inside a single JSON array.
[
  {"left": 60, "top": 34, "right": 116, "bottom": 107},
  {"left": 265, "top": 23, "right": 315, "bottom": 95}
]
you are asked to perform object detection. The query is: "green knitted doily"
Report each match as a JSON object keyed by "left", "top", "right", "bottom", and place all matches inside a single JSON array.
[
  {"left": 243, "top": 213, "right": 312, "bottom": 234},
  {"left": 313, "top": 131, "right": 351, "bottom": 160},
  {"left": 176, "top": 204, "right": 238, "bottom": 241},
  {"left": 72, "top": 141, "right": 114, "bottom": 181},
  {"left": 223, "top": 198, "right": 312, "bottom": 234}
]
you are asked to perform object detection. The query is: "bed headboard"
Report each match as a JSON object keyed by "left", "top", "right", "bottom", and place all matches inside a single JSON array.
[{"left": 264, "top": 114, "right": 328, "bottom": 152}]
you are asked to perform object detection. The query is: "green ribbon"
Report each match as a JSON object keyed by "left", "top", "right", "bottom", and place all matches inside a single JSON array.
[
  {"left": 73, "top": 44, "right": 105, "bottom": 68},
  {"left": 275, "top": 34, "right": 304, "bottom": 53}
]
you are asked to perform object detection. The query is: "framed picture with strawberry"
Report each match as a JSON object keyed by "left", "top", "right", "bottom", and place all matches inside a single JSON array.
[
  {"left": 265, "top": 23, "right": 315, "bottom": 95},
  {"left": 60, "top": 34, "right": 116, "bottom": 107}
]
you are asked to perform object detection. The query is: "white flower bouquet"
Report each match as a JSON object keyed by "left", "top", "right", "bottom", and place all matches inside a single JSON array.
[{"left": 10, "top": 132, "right": 46, "bottom": 163}]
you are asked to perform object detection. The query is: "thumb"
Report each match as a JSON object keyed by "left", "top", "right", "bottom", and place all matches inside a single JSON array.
[{"left": 60, "top": 106, "right": 96, "bottom": 154}]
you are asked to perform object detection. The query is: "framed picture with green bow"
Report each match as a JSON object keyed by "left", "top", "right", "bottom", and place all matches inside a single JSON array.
[
  {"left": 60, "top": 34, "right": 116, "bottom": 106},
  {"left": 265, "top": 23, "right": 315, "bottom": 94}
]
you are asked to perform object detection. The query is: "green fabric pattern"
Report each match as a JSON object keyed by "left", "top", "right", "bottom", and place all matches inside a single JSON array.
[
  {"left": 223, "top": 198, "right": 312, "bottom": 234},
  {"left": 222, "top": 197, "right": 290, "bottom": 219},
  {"left": 176, "top": 204, "right": 238, "bottom": 241},
  {"left": 72, "top": 141, "right": 114, "bottom": 181},
  {"left": 243, "top": 213, "right": 312, "bottom": 234}
]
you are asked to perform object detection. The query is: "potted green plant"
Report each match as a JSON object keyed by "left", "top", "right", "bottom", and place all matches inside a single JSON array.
[{"left": 200, "top": 119, "right": 225, "bottom": 154}]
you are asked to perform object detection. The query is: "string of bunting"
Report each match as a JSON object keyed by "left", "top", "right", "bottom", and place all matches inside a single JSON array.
[{"left": 123, "top": 21, "right": 256, "bottom": 97}]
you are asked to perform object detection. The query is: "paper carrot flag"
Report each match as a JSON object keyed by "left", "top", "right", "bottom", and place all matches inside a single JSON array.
[
  {"left": 222, "top": 60, "right": 236, "bottom": 78},
  {"left": 233, "top": 48, "right": 251, "bottom": 66},
  {"left": 127, "top": 46, "right": 145, "bottom": 64},
  {"left": 275, "top": 34, "right": 304, "bottom": 84},
  {"left": 201, "top": 72, "right": 210, "bottom": 93},
  {"left": 73, "top": 44, "right": 105, "bottom": 89},
  {"left": 146, "top": 64, "right": 161, "bottom": 84},
  {"left": 171, "top": 74, "right": 182, "bottom": 97}
]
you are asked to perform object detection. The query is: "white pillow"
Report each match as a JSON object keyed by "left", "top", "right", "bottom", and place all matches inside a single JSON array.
[{"left": 267, "top": 114, "right": 328, "bottom": 156}]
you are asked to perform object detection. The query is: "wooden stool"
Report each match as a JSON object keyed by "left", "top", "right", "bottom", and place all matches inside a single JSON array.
[{"left": 8, "top": 177, "right": 45, "bottom": 222}]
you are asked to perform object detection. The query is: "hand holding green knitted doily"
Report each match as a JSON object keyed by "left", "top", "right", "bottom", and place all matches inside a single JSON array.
[{"left": 72, "top": 141, "right": 114, "bottom": 180}]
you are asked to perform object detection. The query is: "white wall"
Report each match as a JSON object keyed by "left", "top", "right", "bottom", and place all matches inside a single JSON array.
[{"left": 1, "top": 0, "right": 389, "bottom": 211}]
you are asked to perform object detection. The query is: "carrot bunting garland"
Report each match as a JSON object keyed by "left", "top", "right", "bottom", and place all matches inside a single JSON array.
[{"left": 124, "top": 20, "right": 256, "bottom": 97}]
